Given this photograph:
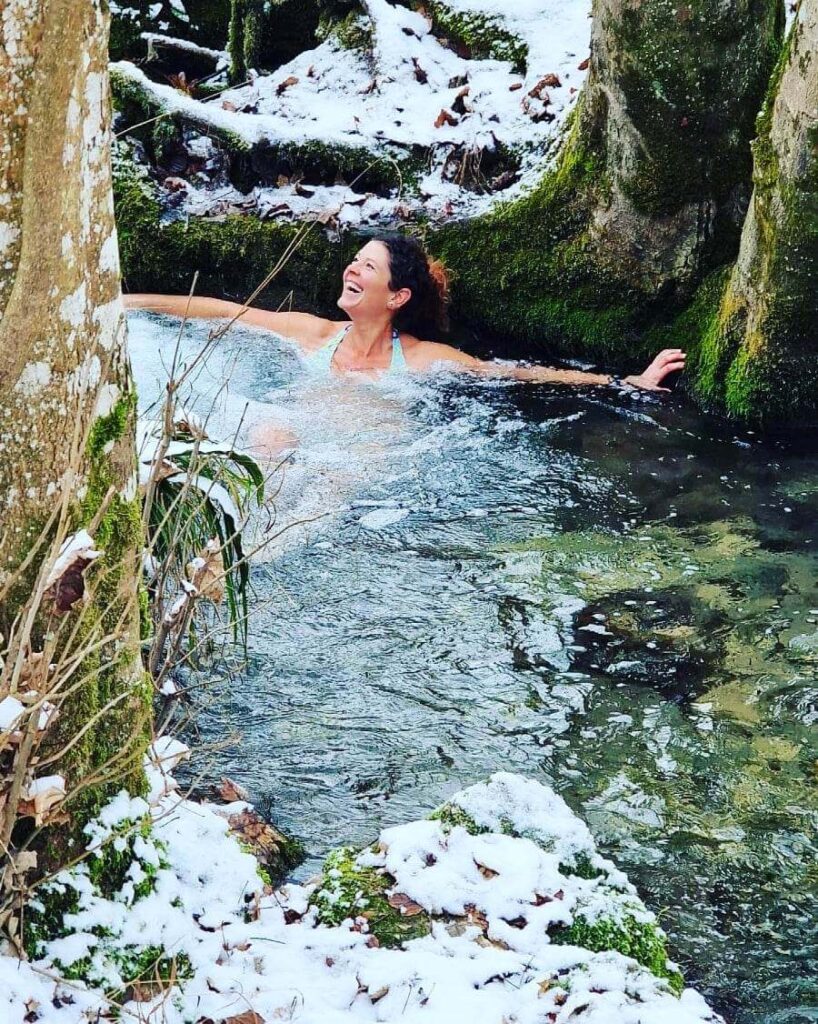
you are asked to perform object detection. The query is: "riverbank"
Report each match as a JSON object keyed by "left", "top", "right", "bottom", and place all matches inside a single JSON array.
[{"left": 3, "top": 742, "right": 724, "bottom": 1024}]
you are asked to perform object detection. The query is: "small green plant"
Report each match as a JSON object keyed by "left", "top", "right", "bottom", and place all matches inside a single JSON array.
[{"left": 144, "top": 416, "right": 265, "bottom": 650}]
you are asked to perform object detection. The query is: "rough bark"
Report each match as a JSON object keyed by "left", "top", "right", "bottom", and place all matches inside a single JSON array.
[
  {"left": 0, "top": 1, "right": 149, "bottom": 819},
  {"left": 688, "top": 0, "right": 818, "bottom": 423},
  {"left": 434, "top": 0, "right": 784, "bottom": 361}
]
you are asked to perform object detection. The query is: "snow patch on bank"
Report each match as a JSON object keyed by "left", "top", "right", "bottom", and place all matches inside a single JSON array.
[
  {"left": 114, "top": 0, "right": 591, "bottom": 226},
  {"left": 2, "top": 750, "right": 723, "bottom": 1024}
]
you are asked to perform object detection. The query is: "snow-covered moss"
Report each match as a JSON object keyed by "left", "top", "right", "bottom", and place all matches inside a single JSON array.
[
  {"left": 309, "top": 846, "right": 432, "bottom": 946},
  {"left": 421, "top": 1, "right": 528, "bottom": 73}
]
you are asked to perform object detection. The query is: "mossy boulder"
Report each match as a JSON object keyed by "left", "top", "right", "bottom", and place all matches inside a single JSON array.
[
  {"left": 311, "top": 774, "right": 684, "bottom": 994},
  {"left": 113, "top": 138, "right": 352, "bottom": 311},
  {"left": 432, "top": 0, "right": 784, "bottom": 365},
  {"left": 110, "top": 1, "right": 233, "bottom": 62},
  {"left": 417, "top": 1, "right": 528, "bottom": 73},
  {"left": 675, "top": 9, "right": 818, "bottom": 426},
  {"left": 309, "top": 846, "right": 432, "bottom": 946}
]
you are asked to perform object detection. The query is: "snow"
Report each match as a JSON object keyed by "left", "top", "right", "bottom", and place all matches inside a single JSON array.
[
  {"left": 2, "top": 755, "right": 723, "bottom": 1024},
  {"left": 114, "top": 0, "right": 592, "bottom": 225},
  {"left": 0, "top": 695, "right": 25, "bottom": 731},
  {"left": 22, "top": 775, "right": 66, "bottom": 799},
  {"left": 44, "top": 529, "right": 102, "bottom": 590}
]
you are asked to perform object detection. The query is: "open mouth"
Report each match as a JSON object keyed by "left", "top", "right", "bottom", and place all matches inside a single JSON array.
[{"left": 343, "top": 280, "right": 363, "bottom": 295}]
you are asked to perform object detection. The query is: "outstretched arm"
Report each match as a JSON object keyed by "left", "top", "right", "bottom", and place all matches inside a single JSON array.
[
  {"left": 418, "top": 342, "right": 686, "bottom": 391},
  {"left": 123, "top": 294, "right": 333, "bottom": 347}
]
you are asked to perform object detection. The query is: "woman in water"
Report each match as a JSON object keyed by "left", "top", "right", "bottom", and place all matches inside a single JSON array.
[{"left": 125, "top": 234, "right": 685, "bottom": 389}]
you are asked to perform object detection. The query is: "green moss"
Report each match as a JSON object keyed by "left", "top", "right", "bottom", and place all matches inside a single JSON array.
[
  {"left": 318, "top": 10, "right": 373, "bottom": 51},
  {"left": 550, "top": 913, "right": 682, "bottom": 993},
  {"left": 114, "top": 946, "right": 193, "bottom": 990},
  {"left": 310, "top": 847, "right": 431, "bottom": 947},
  {"left": 433, "top": 108, "right": 644, "bottom": 362},
  {"left": 46, "top": 386, "right": 150, "bottom": 830},
  {"left": 23, "top": 881, "right": 81, "bottom": 959},
  {"left": 86, "top": 816, "right": 168, "bottom": 901},
  {"left": 114, "top": 150, "right": 352, "bottom": 313},
  {"left": 428, "top": 802, "right": 487, "bottom": 836},
  {"left": 558, "top": 852, "right": 603, "bottom": 881},
  {"left": 421, "top": 1, "right": 528, "bottom": 74}
]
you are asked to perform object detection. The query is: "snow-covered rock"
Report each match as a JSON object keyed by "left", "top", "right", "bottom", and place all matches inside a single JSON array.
[{"left": 4, "top": 766, "right": 723, "bottom": 1024}]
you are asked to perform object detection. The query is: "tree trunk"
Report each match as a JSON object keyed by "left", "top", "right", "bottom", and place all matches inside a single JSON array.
[
  {"left": 690, "top": 0, "right": 818, "bottom": 423},
  {"left": 0, "top": 0, "right": 149, "bottom": 831},
  {"left": 434, "top": 0, "right": 784, "bottom": 361}
]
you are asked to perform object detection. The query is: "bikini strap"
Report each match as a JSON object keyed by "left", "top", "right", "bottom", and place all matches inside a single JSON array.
[
  {"left": 308, "top": 323, "right": 350, "bottom": 371},
  {"left": 390, "top": 328, "right": 408, "bottom": 373}
]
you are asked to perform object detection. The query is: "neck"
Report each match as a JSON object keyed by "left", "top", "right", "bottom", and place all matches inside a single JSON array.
[{"left": 344, "top": 316, "right": 394, "bottom": 358}]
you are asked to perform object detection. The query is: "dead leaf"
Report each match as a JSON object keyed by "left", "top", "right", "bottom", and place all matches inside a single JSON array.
[
  {"left": 221, "top": 100, "right": 238, "bottom": 112},
  {"left": 412, "top": 57, "right": 428, "bottom": 84},
  {"left": 187, "top": 538, "right": 223, "bottom": 604},
  {"left": 578, "top": 56, "right": 590, "bottom": 71},
  {"left": 276, "top": 75, "right": 299, "bottom": 96},
  {"left": 387, "top": 892, "right": 425, "bottom": 917},
  {"left": 452, "top": 85, "right": 471, "bottom": 115},
  {"left": 435, "top": 109, "right": 459, "bottom": 129},
  {"left": 219, "top": 776, "right": 249, "bottom": 802},
  {"left": 474, "top": 860, "right": 499, "bottom": 879},
  {"left": 369, "top": 986, "right": 389, "bottom": 1003},
  {"left": 509, "top": 81, "right": 523, "bottom": 91},
  {"left": 44, "top": 533, "right": 102, "bottom": 616},
  {"left": 19, "top": 776, "right": 65, "bottom": 825}
]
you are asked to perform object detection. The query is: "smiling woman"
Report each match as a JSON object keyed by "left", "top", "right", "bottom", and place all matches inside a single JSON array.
[{"left": 124, "top": 234, "right": 685, "bottom": 388}]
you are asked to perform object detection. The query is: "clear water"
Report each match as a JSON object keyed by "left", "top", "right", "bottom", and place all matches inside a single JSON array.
[{"left": 130, "top": 312, "right": 818, "bottom": 1024}]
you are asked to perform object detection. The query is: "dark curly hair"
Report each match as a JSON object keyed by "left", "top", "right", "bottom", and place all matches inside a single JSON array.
[{"left": 376, "top": 234, "right": 451, "bottom": 339}]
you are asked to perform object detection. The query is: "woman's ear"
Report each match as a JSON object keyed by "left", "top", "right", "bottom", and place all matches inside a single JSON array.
[{"left": 390, "top": 287, "right": 412, "bottom": 311}]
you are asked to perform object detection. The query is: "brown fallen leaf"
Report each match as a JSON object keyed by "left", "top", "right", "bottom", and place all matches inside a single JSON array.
[
  {"left": 578, "top": 56, "right": 590, "bottom": 71},
  {"left": 221, "top": 100, "right": 238, "bottom": 111},
  {"left": 474, "top": 860, "right": 499, "bottom": 880},
  {"left": 219, "top": 776, "right": 249, "bottom": 802},
  {"left": 412, "top": 57, "right": 428, "bottom": 84},
  {"left": 509, "top": 81, "right": 523, "bottom": 92},
  {"left": 187, "top": 538, "right": 224, "bottom": 604},
  {"left": 276, "top": 75, "right": 299, "bottom": 96},
  {"left": 452, "top": 85, "right": 471, "bottom": 115},
  {"left": 387, "top": 892, "right": 425, "bottom": 917},
  {"left": 435, "top": 108, "right": 459, "bottom": 128}
]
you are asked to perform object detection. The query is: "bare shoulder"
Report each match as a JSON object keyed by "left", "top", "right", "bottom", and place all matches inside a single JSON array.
[
  {"left": 240, "top": 309, "right": 342, "bottom": 351},
  {"left": 400, "top": 336, "right": 482, "bottom": 371}
]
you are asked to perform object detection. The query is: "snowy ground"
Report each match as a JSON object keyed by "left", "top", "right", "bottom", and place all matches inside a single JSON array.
[
  {"left": 114, "top": 0, "right": 591, "bottom": 230},
  {"left": 2, "top": 743, "right": 723, "bottom": 1024}
]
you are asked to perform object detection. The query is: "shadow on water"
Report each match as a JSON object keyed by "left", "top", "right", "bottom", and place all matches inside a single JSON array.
[{"left": 129, "top": 312, "right": 818, "bottom": 1024}]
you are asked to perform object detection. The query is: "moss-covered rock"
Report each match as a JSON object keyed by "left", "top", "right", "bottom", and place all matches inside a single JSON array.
[
  {"left": 432, "top": 0, "right": 784, "bottom": 365},
  {"left": 551, "top": 913, "right": 683, "bottom": 994},
  {"left": 676, "top": 8, "right": 818, "bottom": 426},
  {"left": 113, "top": 143, "right": 352, "bottom": 310},
  {"left": 309, "top": 846, "right": 432, "bottom": 946},
  {"left": 110, "top": 1, "right": 232, "bottom": 61},
  {"left": 418, "top": 1, "right": 528, "bottom": 73}
]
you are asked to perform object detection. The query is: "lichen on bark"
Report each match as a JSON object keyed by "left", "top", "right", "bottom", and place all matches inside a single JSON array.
[
  {"left": 684, "top": 2, "right": 818, "bottom": 424},
  {"left": 0, "top": 0, "right": 150, "bottom": 839}
]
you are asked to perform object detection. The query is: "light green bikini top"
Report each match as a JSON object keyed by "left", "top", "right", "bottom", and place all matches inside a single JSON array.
[{"left": 307, "top": 325, "right": 408, "bottom": 374}]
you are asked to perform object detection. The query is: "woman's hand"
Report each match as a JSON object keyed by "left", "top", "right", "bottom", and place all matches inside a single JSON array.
[{"left": 623, "top": 349, "right": 686, "bottom": 391}]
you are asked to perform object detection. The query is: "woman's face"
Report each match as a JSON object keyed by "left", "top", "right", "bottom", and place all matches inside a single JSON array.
[{"left": 338, "top": 241, "right": 408, "bottom": 319}]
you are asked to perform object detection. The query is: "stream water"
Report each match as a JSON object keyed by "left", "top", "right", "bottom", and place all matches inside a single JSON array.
[{"left": 130, "top": 312, "right": 817, "bottom": 1024}]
